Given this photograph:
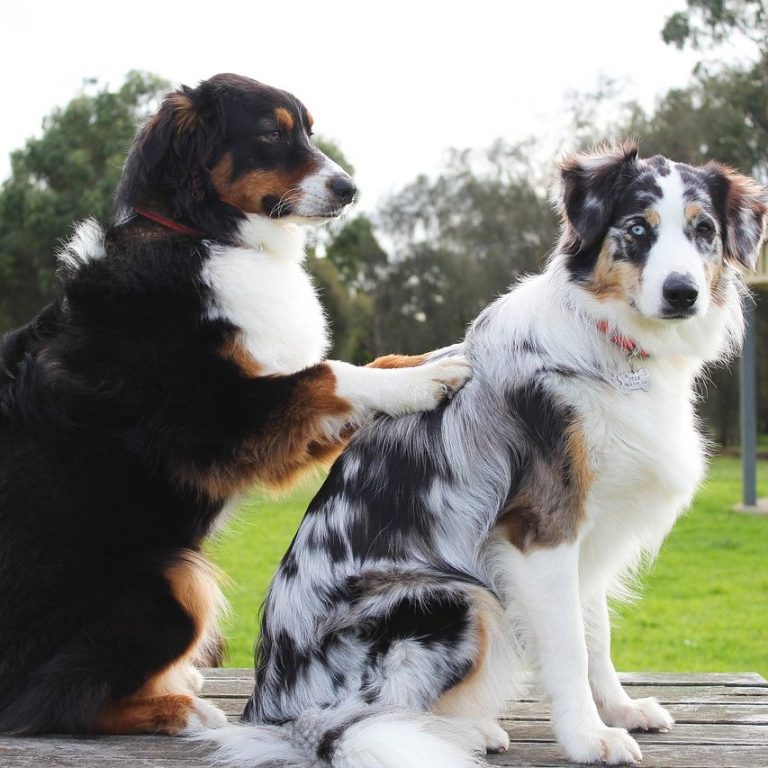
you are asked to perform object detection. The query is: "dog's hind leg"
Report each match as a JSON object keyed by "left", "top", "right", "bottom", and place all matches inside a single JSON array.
[
  {"left": 433, "top": 588, "right": 521, "bottom": 753},
  {"left": 359, "top": 584, "right": 513, "bottom": 755},
  {"left": 0, "top": 553, "right": 226, "bottom": 735}
]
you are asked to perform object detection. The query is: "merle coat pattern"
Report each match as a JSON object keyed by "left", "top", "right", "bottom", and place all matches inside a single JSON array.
[{"left": 210, "top": 143, "right": 767, "bottom": 768}]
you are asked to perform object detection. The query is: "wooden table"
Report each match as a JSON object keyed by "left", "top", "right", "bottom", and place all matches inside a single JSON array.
[{"left": 0, "top": 670, "right": 765, "bottom": 767}]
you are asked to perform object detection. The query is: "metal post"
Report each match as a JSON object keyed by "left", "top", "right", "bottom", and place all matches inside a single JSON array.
[{"left": 740, "top": 301, "right": 757, "bottom": 508}]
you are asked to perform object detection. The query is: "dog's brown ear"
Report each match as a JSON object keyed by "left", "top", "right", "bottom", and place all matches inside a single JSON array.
[
  {"left": 705, "top": 163, "right": 768, "bottom": 270},
  {"left": 131, "top": 86, "right": 212, "bottom": 183},
  {"left": 557, "top": 141, "right": 639, "bottom": 253},
  {"left": 114, "top": 84, "right": 222, "bottom": 219},
  {"left": 166, "top": 90, "right": 204, "bottom": 134}
]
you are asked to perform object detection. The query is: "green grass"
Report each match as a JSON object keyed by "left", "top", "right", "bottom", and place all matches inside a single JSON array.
[
  {"left": 207, "top": 457, "right": 768, "bottom": 673},
  {"left": 610, "top": 456, "right": 768, "bottom": 675},
  {"left": 205, "top": 480, "right": 319, "bottom": 667}
]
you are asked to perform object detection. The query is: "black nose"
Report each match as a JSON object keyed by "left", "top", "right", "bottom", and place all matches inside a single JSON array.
[
  {"left": 662, "top": 272, "right": 699, "bottom": 311},
  {"left": 328, "top": 174, "right": 356, "bottom": 204}
]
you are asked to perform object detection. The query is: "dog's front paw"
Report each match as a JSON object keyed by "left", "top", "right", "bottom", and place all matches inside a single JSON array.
[
  {"left": 428, "top": 355, "right": 473, "bottom": 397},
  {"left": 400, "top": 356, "right": 472, "bottom": 413},
  {"left": 473, "top": 719, "right": 510, "bottom": 753},
  {"left": 179, "top": 698, "right": 228, "bottom": 735},
  {"left": 560, "top": 725, "right": 642, "bottom": 765},
  {"left": 601, "top": 697, "right": 674, "bottom": 733}
]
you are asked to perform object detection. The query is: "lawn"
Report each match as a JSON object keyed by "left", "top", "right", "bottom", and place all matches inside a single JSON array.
[{"left": 206, "top": 456, "right": 768, "bottom": 673}]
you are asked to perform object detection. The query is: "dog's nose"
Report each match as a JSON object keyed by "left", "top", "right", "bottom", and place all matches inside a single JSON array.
[
  {"left": 328, "top": 174, "right": 356, "bottom": 204},
  {"left": 663, "top": 272, "right": 699, "bottom": 311}
]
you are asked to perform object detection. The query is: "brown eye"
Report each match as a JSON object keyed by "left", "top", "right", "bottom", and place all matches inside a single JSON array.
[{"left": 696, "top": 220, "right": 715, "bottom": 239}]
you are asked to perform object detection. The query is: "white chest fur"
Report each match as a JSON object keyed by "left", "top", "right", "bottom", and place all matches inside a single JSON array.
[
  {"left": 200, "top": 221, "right": 329, "bottom": 376},
  {"left": 557, "top": 371, "right": 707, "bottom": 595}
]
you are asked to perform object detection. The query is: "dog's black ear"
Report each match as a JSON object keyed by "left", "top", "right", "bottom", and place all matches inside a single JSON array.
[
  {"left": 556, "top": 141, "right": 639, "bottom": 254},
  {"left": 114, "top": 85, "right": 221, "bottom": 219},
  {"left": 705, "top": 163, "right": 767, "bottom": 270}
]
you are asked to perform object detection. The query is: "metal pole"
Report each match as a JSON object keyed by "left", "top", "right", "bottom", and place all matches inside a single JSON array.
[{"left": 740, "top": 301, "right": 757, "bottom": 508}]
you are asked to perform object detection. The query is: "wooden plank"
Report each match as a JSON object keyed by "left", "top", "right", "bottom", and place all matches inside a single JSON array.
[
  {"left": 499, "top": 722, "right": 767, "bottom": 746},
  {"left": 198, "top": 668, "right": 253, "bottom": 681},
  {"left": 201, "top": 685, "right": 768, "bottom": 709},
  {"left": 1, "top": 672, "right": 766, "bottom": 767},
  {"left": 0, "top": 735, "right": 213, "bottom": 766},
  {"left": 594, "top": 685, "right": 768, "bottom": 704},
  {"left": 617, "top": 672, "right": 767, "bottom": 687},
  {"left": 200, "top": 679, "right": 768, "bottom": 703},
  {"left": 1, "top": 735, "right": 766, "bottom": 768},
  {"left": 1, "top": 760, "right": 212, "bottom": 768},
  {"left": 487, "top": 743, "right": 768, "bottom": 768},
  {"left": 202, "top": 697, "right": 248, "bottom": 715},
  {"left": 499, "top": 701, "right": 768, "bottom": 725},
  {"left": 207, "top": 696, "right": 768, "bottom": 726},
  {"left": 198, "top": 667, "right": 768, "bottom": 687}
]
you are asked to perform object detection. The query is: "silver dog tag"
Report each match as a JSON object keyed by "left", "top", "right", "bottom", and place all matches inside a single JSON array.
[{"left": 615, "top": 368, "right": 650, "bottom": 395}]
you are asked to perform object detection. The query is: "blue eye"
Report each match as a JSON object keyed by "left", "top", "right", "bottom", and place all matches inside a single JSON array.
[{"left": 630, "top": 223, "right": 647, "bottom": 237}]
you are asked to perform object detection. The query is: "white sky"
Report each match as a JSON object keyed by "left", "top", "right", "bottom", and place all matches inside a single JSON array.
[{"left": 1, "top": 0, "right": 706, "bottom": 212}]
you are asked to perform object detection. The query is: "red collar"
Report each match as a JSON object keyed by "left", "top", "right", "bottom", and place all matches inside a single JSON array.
[
  {"left": 133, "top": 207, "right": 201, "bottom": 237},
  {"left": 596, "top": 320, "right": 650, "bottom": 359}
]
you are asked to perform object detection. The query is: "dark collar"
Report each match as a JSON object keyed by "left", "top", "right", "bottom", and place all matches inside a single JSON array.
[{"left": 133, "top": 207, "right": 202, "bottom": 237}]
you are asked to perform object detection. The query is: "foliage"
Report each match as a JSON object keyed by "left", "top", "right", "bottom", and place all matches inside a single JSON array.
[
  {"left": 557, "top": 6, "right": 768, "bottom": 444},
  {"left": 209, "top": 457, "right": 768, "bottom": 671},
  {"left": 617, "top": 63, "right": 768, "bottom": 442},
  {"left": 1, "top": 29, "right": 765, "bottom": 442},
  {"left": 623, "top": 62, "right": 768, "bottom": 183},
  {"left": 308, "top": 248, "right": 375, "bottom": 364},
  {"left": 315, "top": 215, "right": 386, "bottom": 363},
  {"left": 662, "top": 0, "right": 767, "bottom": 56},
  {"left": 371, "top": 140, "right": 558, "bottom": 354},
  {"left": 0, "top": 72, "right": 169, "bottom": 330}
]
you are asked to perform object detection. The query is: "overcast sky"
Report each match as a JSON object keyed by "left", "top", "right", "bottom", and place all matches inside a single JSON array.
[{"left": 1, "top": 1, "right": 705, "bottom": 212}]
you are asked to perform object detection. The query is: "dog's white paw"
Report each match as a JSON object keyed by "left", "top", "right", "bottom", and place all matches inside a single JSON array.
[
  {"left": 396, "top": 356, "right": 472, "bottom": 414},
  {"left": 330, "top": 356, "right": 472, "bottom": 419},
  {"left": 601, "top": 697, "right": 674, "bottom": 733},
  {"left": 560, "top": 725, "right": 642, "bottom": 765},
  {"left": 474, "top": 720, "right": 510, "bottom": 753},
  {"left": 179, "top": 698, "right": 228, "bottom": 735},
  {"left": 436, "top": 716, "right": 510, "bottom": 754}
]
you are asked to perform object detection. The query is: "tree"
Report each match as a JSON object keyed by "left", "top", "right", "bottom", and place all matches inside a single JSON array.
[
  {"left": 301, "top": 142, "right": 381, "bottom": 363},
  {"left": 320, "top": 215, "right": 387, "bottom": 360},
  {"left": 662, "top": 0, "right": 767, "bottom": 57},
  {"left": 0, "top": 72, "right": 169, "bottom": 330},
  {"left": 649, "top": 1, "right": 768, "bottom": 443},
  {"left": 374, "top": 140, "right": 558, "bottom": 353}
]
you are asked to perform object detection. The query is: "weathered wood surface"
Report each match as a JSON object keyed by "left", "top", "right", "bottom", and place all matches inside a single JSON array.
[{"left": 0, "top": 671, "right": 765, "bottom": 767}]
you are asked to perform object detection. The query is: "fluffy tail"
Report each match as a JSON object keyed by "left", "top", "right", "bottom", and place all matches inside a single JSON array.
[{"left": 206, "top": 704, "right": 486, "bottom": 768}]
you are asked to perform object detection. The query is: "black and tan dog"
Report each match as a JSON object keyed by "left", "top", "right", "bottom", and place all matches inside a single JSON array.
[{"left": 0, "top": 74, "right": 469, "bottom": 736}]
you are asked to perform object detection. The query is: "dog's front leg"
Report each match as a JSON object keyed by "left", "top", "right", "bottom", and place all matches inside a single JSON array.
[
  {"left": 366, "top": 343, "right": 466, "bottom": 370},
  {"left": 585, "top": 593, "right": 674, "bottom": 733},
  {"left": 508, "top": 544, "right": 642, "bottom": 765},
  {"left": 302, "top": 347, "right": 469, "bottom": 465},
  {"left": 327, "top": 353, "right": 470, "bottom": 421}
]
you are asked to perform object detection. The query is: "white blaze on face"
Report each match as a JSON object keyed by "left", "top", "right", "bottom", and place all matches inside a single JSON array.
[
  {"left": 293, "top": 149, "right": 353, "bottom": 219},
  {"left": 638, "top": 167, "right": 709, "bottom": 318}
]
